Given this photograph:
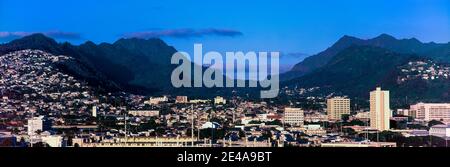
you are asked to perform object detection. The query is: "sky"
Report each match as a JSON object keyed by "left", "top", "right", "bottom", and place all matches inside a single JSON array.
[{"left": 1, "top": 0, "right": 450, "bottom": 72}]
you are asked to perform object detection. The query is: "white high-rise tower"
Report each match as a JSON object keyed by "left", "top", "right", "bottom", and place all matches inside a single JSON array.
[{"left": 370, "top": 87, "right": 390, "bottom": 131}]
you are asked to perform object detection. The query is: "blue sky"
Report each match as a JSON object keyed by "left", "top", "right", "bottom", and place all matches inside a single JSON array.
[{"left": 1, "top": 0, "right": 449, "bottom": 71}]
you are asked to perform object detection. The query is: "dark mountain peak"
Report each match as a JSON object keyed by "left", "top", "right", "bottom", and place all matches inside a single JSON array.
[
  {"left": 336, "top": 35, "right": 362, "bottom": 43},
  {"left": 10, "top": 33, "right": 58, "bottom": 46},
  {"left": 22, "top": 33, "right": 51, "bottom": 40},
  {"left": 408, "top": 37, "right": 421, "bottom": 43},
  {"left": 373, "top": 33, "right": 397, "bottom": 41},
  {"left": 111, "top": 37, "right": 177, "bottom": 60},
  {"left": 82, "top": 41, "right": 97, "bottom": 47},
  {"left": 332, "top": 35, "right": 364, "bottom": 49},
  {"left": 0, "top": 33, "right": 62, "bottom": 55},
  {"left": 113, "top": 37, "right": 166, "bottom": 46},
  {"left": 85, "top": 40, "right": 96, "bottom": 45},
  {"left": 340, "top": 35, "right": 359, "bottom": 40}
]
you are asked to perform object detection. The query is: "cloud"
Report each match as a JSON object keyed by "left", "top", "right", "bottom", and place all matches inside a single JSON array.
[
  {"left": 0, "top": 31, "right": 81, "bottom": 40},
  {"left": 122, "top": 28, "right": 243, "bottom": 39}
]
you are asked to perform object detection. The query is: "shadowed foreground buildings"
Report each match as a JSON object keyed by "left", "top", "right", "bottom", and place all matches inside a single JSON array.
[{"left": 321, "top": 142, "right": 397, "bottom": 147}]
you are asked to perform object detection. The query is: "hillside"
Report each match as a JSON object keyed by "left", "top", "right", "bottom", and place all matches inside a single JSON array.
[
  {"left": 283, "top": 34, "right": 450, "bottom": 80},
  {"left": 282, "top": 45, "right": 450, "bottom": 106}
]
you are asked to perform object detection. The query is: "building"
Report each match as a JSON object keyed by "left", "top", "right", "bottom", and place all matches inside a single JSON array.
[
  {"left": 283, "top": 108, "right": 304, "bottom": 127},
  {"left": 396, "top": 109, "right": 410, "bottom": 116},
  {"left": 145, "top": 96, "right": 168, "bottom": 105},
  {"left": 200, "top": 122, "right": 221, "bottom": 129},
  {"left": 74, "top": 137, "right": 197, "bottom": 147},
  {"left": 370, "top": 87, "right": 390, "bottom": 131},
  {"left": 92, "top": 106, "right": 97, "bottom": 117},
  {"left": 304, "top": 112, "right": 327, "bottom": 122},
  {"left": 355, "top": 111, "right": 370, "bottom": 120},
  {"left": 175, "top": 96, "right": 188, "bottom": 103},
  {"left": 303, "top": 124, "right": 327, "bottom": 136},
  {"left": 189, "top": 99, "right": 210, "bottom": 104},
  {"left": 128, "top": 110, "right": 160, "bottom": 117},
  {"left": 321, "top": 142, "right": 397, "bottom": 147},
  {"left": 429, "top": 124, "right": 450, "bottom": 138},
  {"left": 214, "top": 96, "right": 226, "bottom": 105},
  {"left": 410, "top": 103, "right": 450, "bottom": 123},
  {"left": 327, "top": 97, "right": 350, "bottom": 121},
  {"left": 41, "top": 135, "right": 64, "bottom": 147},
  {"left": 28, "top": 116, "right": 43, "bottom": 135}
]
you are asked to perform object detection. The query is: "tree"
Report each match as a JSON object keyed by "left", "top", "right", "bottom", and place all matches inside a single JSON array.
[
  {"left": 238, "top": 130, "right": 246, "bottom": 138},
  {"left": 342, "top": 128, "right": 357, "bottom": 136},
  {"left": 341, "top": 114, "right": 350, "bottom": 122}
]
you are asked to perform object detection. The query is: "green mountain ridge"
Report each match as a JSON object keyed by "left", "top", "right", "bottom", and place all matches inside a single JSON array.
[
  {"left": 283, "top": 34, "right": 450, "bottom": 81},
  {"left": 282, "top": 45, "right": 450, "bottom": 106},
  {"left": 0, "top": 34, "right": 178, "bottom": 94}
]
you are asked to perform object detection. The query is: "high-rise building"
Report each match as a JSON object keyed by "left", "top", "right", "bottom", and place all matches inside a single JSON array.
[
  {"left": 283, "top": 107, "right": 304, "bottom": 127},
  {"left": 27, "top": 116, "right": 43, "bottom": 135},
  {"left": 370, "top": 87, "right": 390, "bottom": 131},
  {"left": 327, "top": 97, "right": 350, "bottom": 121},
  {"left": 92, "top": 106, "right": 97, "bottom": 117},
  {"left": 410, "top": 103, "right": 450, "bottom": 123}
]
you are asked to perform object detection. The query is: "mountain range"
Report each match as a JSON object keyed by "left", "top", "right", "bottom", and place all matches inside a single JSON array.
[
  {"left": 282, "top": 34, "right": 450, "bottom": 81},
  {"left": 0, "top": 34, "right": 253, "bottom": 98},
  {"left": 281, "top": 34, "right": 450, "bottom": 106},
  {"left": 1, "top": 33, "right": 450, "bottom": 105},
  {"left": 0, "top": 34, "right": 198, "bottom": 95}
]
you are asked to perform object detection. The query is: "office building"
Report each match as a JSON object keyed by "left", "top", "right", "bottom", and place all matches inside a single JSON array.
[
  {"left": 327, "top": 97, "right": 350, "bottom": 121},
  {"left": 410, "top": 103, "right": 450, "bottom": 123},
  {"left": 370, "top": 87, "right": 390, "bottom": 131},
  {"left": 283, "top": 108, "right": 304, "bottom": 127},
  {"left": 28, "top": 116, "right": 43, "bottom": 135}
]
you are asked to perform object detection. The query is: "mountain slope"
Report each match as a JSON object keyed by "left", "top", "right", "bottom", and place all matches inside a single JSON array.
[
  {"left": 0, "top": 34, "right": 251, "bottom": 97},
  {"left": 283, "top": 34, "right": 450, "bottom": 80},
  {"left": 283, "top": 45, "right": 450, "bottom": 106},
  {"left": 284, "top": 46, "right": 414, "bottom": 96},
  {"left": 0, "top": 34, "right": 180, "bottom": 94}
]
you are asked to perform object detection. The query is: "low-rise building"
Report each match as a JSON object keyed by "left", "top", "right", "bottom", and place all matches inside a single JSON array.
[
  {"left": 128, "top": 110, "right": 160, "bottom": 117},
  {"left": 175, "top": 96, "right": 188, "bottom": 103},
  {"left": 429, "top": 124, "right": 450, "bottom": 138},
  {"left": 214, "top": 96, "right": 226, "bottom": 105},
  {"left": 283, "top": 108, "right": 304, "bottom": 127},
  {"left": 410, "top": 103, "right": 450, "bottom": 123},
  {"left": 321, "top": 142, "right": 397, "bottom": 147}
]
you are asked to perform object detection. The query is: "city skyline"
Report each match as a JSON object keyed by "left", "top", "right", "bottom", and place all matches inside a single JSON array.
[{"left": 2, "top": 0, "right": 450, "bottom": 149}]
